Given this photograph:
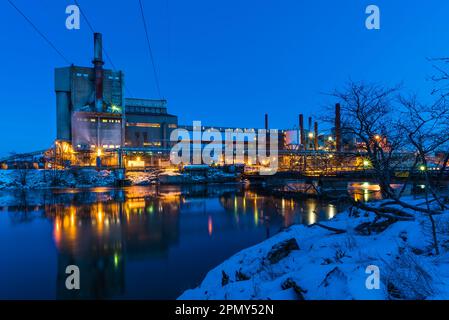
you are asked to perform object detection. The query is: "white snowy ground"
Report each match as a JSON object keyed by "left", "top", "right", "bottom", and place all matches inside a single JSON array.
[
  {"left": 179, "top": 198, "right": 449, "bottom": 300},
  {"left": 0, "top": 169, "right": 116, "bottom": 189},
  {"left": 0, "top": 169, "right": 157, "bottom": 189}
]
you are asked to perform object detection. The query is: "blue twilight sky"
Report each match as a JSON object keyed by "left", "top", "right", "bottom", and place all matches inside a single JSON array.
[{"left": 0, "top": 0, "right": 448, "bottom": 154}]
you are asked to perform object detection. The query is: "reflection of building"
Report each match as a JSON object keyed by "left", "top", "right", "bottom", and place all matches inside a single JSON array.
[{"left": 51, "top": 189, "right": 180, "bottom": 299}]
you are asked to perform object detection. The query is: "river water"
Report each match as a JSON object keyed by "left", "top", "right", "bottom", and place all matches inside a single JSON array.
[{"left": 0, "top": 182, "right": 383, "bottom": 299}]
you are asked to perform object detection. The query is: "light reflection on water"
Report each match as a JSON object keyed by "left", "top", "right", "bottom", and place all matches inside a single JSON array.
[{"left": 0, "top": 182, "right": 381, "bottom": 299}]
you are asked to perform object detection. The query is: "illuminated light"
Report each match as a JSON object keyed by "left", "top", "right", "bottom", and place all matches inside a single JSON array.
[
  {"left": 308, "top": 132, "right": 314, "bottom": 138},
  {"left": 362, "top": 182, "right": 370, "bottom": 188},
  {"left": 55, "top": 218, "right": 61, "bottom": 232},
  {"left": 328, "top": 205, "right": 336, "bottom": 219},
  {"left": 114, "top": 253, "right": 119, "bottom": 267},
  {"left": 97, "top": 210, "right": 103, "bottom": 224},
  {"left": 374, "top": 135, "right": 381, "bottom": 140},
  {"left": 363, "top": 159, "right": 370, "bottom": 167},
  {"left": 364, "top": 189, "right": 369, "bottom": 202},
  {"left": 306, "top": 200, "right": 317, "bottom": 225},
  {"left": 419, "top": 165, "right": 426, "bottom": 171},
  {"left": 111, "top": 105, "right": 122, "bottom": 113},
  {"left": 329, "top": 154, "right": 334, "bottom": 158},
  {"left": 63, "top": 216, "right": 70, "bottom": 228},
  {"left": 234, "top": 197, "right": 238, "bottom": 214},
  {"left": 126, "top": 122, "right": 160, "bottom": 128},
  {"left": 328, "top": 136, "right": 334, "bottom": 141},
  {"left": 254, "top": 198, "right": 259, "bottom": 226},
  {"left": 97, "top": 148, "right": 102, "bottom": 157},
  {"left": 208, "top": 216, "right": 213, "bottom": 236}
]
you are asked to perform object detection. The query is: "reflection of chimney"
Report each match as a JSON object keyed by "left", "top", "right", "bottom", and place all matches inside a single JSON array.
[
  {"left": 314, "top": 122, "right": 318, "bottom": 150},
  {"left": 299, "top": 114, "right": 305, "bottom": 147},
  {"left": 335, "top": 103, "right": 341, "bottom": 152},
  {"left": 93, "top": 33, "right": 104, "bottom": 113},
  {"left": 264, "top": 113, "right": 269, "bottom": 130}
]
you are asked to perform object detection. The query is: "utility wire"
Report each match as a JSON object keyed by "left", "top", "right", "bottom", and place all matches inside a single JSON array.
[
  {"left": 73, "top": 0, "right": 134, "bottom": 98},
  {"left": 7, "top": 0, "right": 71, "bottom": 65},
  {"left": 138, "top": 0, "right": 162, "bottom": 99}
]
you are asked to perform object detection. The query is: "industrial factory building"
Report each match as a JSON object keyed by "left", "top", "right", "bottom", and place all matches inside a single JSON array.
[
  {"left": 124, "top": 98, "right": 177, "bottom": 149},
  {"left": 54, "top": 33, "right": 178, "bottom": 167},
  {"left": 52, "top": 32, "right": 351, "bottom": 170}
]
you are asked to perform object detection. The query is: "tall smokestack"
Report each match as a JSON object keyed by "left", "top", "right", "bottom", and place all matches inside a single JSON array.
[
  {"left": 314, "top": 122, "right": 318, "bottom": 150},
  {"left": 93, "top": 33, "right": 104, "bottom": 113},
  {"left": 308, "top": 116, "right": 312, "bottom": 132},
  {"left": 299, "top": 114, "right": 305, "bottom": 147},
  {"left": 335, "top": 103, "right": 341, "bottom": 152},
  {"left": 264, "top": 113, "right": 269, "bottom": 130}
]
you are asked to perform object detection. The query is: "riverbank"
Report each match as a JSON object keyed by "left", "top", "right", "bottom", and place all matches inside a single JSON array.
[
  {"left": 179, "top": 197, "right": 449, "bottom": 300},
  {"left": 0, "top": 168, "right": 239, "bottom": 189}
]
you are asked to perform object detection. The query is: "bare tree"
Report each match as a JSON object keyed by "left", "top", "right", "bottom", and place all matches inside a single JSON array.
[
  {"left": 398, "top": 95, "right": 449, "bottom": 254},
  {"left": 328, "top": 81, "right": 406, "bottom": 198}
]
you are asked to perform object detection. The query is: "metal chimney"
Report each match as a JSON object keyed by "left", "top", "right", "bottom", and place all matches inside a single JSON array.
[
  {"left": 299, "top": 114, "right": 305, "bottom": 147},
  {"left": 93, "top": 33, "right": 104, "bottom": 113},
  {"left": 264, "top": 113, "right": 269, "bottom": 130},
  {"left": 314, "top": 122, "right": 318, "bottom": 150},
  {"left": 335, "top": 103, "right": 341, "bottom": 152}
]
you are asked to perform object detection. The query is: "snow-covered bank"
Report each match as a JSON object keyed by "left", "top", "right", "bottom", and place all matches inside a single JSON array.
[
  {"left": 0, "top": 168, "right": 239, "bottom": 189},
  {"left": 179, "top": 198, "right": 449, "bottom": 300},
  {"left": 0, "top": 169, "right": 117, "bottom": 189}
]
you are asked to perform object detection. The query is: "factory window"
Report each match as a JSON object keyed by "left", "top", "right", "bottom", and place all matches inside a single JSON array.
[
  {"left": 126, "top": 122, "right": 160, "bottom": 128},
  {"left": 143, "top": 142, "right": 161, "bottom": 147},
  {"left": 90, "top": 118, "right": 96, "bottom": 122},
  {"left": 101, "top": 119, "right": 121, "bottom": 123},
  {"left": 168, "top": 124, "right": 177, "bottom": 128}
]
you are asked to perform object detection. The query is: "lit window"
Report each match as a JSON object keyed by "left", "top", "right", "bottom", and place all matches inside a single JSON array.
[{"left": 126, "top": 122, "right": 160, "bottom": 128}]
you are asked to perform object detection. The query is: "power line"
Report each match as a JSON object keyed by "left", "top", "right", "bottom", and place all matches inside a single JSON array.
[
  {"left": 138, "top": 0, "right": 162, "bottom": 99},
  {"left": 7, "top": 0, "right": 71, "bottom": 65},
  {"left": 73, "top": 0, "right": 134, "bottom": 98}
]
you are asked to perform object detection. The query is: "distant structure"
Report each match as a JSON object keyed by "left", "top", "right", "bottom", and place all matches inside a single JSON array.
[
  {"left": 55, "top": 33, "right": 125, "bottom": 150},
  {"left": 50, "top": 32, "right": 356, "bottom": 170},
  {"left": 124, "top": 98, "right": 177, "bottom": 149},
  {"left": 54, "top": 33, "right": 178, "bottom": 166}
]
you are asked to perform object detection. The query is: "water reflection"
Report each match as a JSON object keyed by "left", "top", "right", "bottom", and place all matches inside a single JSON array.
[{"left": 0, "top": 183, "right": 375, "bottom": 299}]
